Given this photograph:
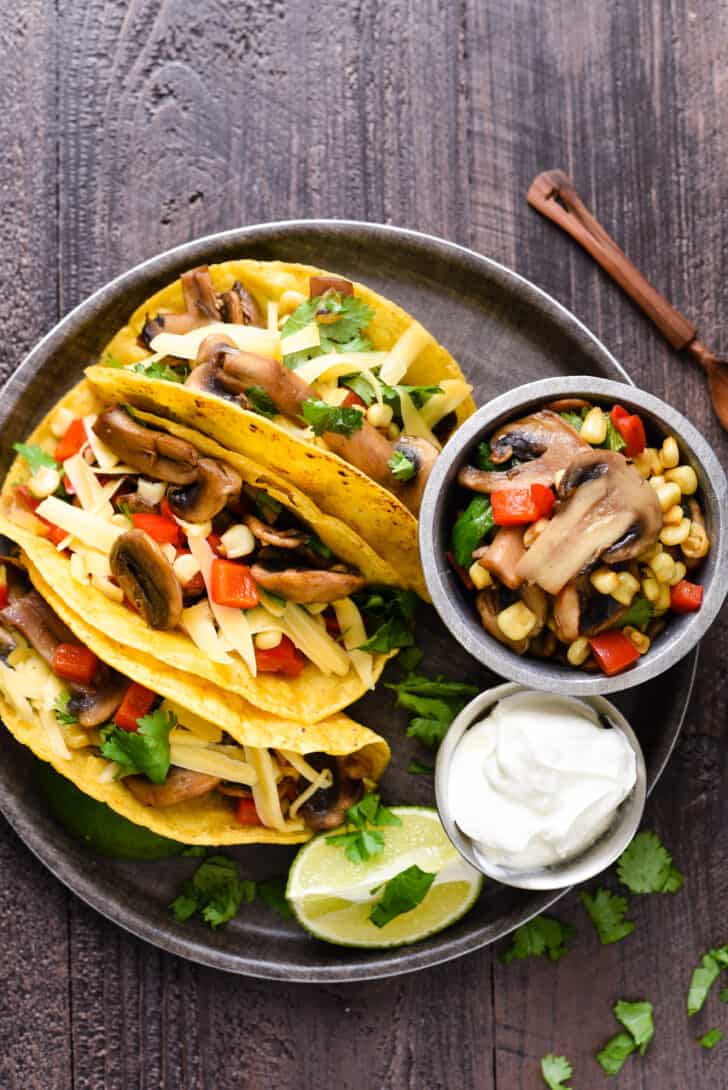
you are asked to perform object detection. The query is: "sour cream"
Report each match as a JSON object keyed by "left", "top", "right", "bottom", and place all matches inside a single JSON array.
[{"left": 448, "top": 691, "right": 637, "bottom": 871}]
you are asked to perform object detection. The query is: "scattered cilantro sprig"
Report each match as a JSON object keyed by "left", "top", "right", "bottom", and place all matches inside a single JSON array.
[
  {"left": 301, "top": 398, "right": 365, "bottom": 438},
  {"left": 387, "top": 672, "right": 478, "bottom": 750},
  {"left": 618, "top": 831, "right": 684, "bottom": 894},
  {"left": 132, "top": 359, "right": 189, "bottom": 383},
  {"left": 540, "top": 1054, "right": 573, "bottom": 1090},
  {"left": 282, "top": 292, "right": 374, "bottom": 367},
  {"left": 597, "top": 999, "right": 654, "bottom": 1076},
  {"left": 354, "top": 587, "right": 418, "bottom": 653},
  {"left": 687, "top": 946, "right": 728, "bottom": 1015},
  {"left": 502, "top": 915, "right": 574, "bottom": 964},
  {"left": 170, "top": 857, "right": 292, "bottom": 928},
  {"left": 246, "top": 385, "right": 278, "bottom": 419},
  {"left": 698, "top": 1028, "right": 724, "bottom": 1050},
  {"left": 99, "top": 707, "right": 175, "bottom": 784},
  {"left": 53, "top": 691, "right": 78, "bottom": 726},
  {"left": 326, "top": 792, "right": 402, "bottom": 865},
  {"left": 387, "top": 450, "right": 417, "bottom": 482},
  {"left": 368, "top": 864, "right": 435, "bottom": 928},
  {"left": 12, "top": 442, "right": 59, "bottom": 474},
  {"left": 580, "top": 889, "right": 635, "bottom": 945}
]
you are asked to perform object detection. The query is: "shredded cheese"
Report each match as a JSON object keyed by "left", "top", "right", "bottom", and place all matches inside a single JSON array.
[
  {"left": 419, "top": 378, "right": 472, "bottom": 428},
  {"left": 332, "top": 597, "right": 375, "bottom": 689},
  {"left": 280, "top": 321, "right": 321, "bottom": 357},
  {"left": 169, "top": 741, "right": 257, "bottom": 785},
  {"left": 149, "top": 322, "right": 281, "bottom": 361},
  {"left": 186, "top": 535, "right": 257, "bottom": 675},
  {"left": 34, "top": 496, "right": 124, "bottom": 553},
  {"left": 399, "top": 389, "right": 442, "bottom": 451},
  {"left": 293, "top": 352, "right": 387, "bottom": 386},
  {"left": 180, "top": 600, "right": 233, "bottom": 664},
  {"left": 266, "top": 300, "right": 278, "bottom": 333},
  {"left": 289, "top": 767, "right": 334, "bottom": 819},
  {"left": 82, "top": 415, "right": 120, "bottom": 470},
  {"left": 245, "top": 746, "right": 304, "bottom": 832},
  {"left": 283, "top": 603, "right": 350, "bottom": 676},
  {"left": 379, "top": 321, "right": 431, "bottom": 385},
  {"left": 62, "top": 453, "right": 114, "bottom": 517},
  {"left": 162, "top": 699, "right": 223, "bottom": 743}
]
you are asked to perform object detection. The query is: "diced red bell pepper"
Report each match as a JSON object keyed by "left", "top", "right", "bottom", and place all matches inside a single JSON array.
[
  {"left": 131, "top": 512, "right": 184, "bottom": 548},
  {"left": 610, "top": 405, "right": 646, "bottom": 458},
  {"left": 62, "top": 474, "right": 75, "bottom": 496},
  {"left": 341, "top": 389, "right": 367, "bottom": 409},
  {"left": 207, "top": 531, "right": 223, "bottom": 553},
  {"left": 670, "top": 579, "right": 703, "bottom": 614},
  {"left": 255, "top": 634, "right": 305, "bottom": 676},
  {"left": 54, "top": 418, "right": 87, "bottom": 463},
  {"left": 51, "top": 643, "right": 99, "bottom": 685},
  {"left": 492, "top": 484, "right": 555, "bottom": 525},
  {"left": 113, "top": 681, "right": 157, "bottom": 732},
  {"left": 446, "top": 550, "right": 475, "bottom": 591},
  {"left": 44, "top": 523, "right": 69, "bottom": 546},
  {"left": 235, "top": 796, "right": 263, "bottom": 825},
  {"left": 0, "top": 565, "right": 7, "bottom": 610},
  {"left": 324, "top": 610, "right": 341, "bottom": 637},
  {"left": 210, "top": 558, "right": 259, "bottom": 608},
  {"left": 15, "top": 484, "right": 41, "bottom": 513},
  {"left": 588, "top": 631, "right": 640, "bottom": 676}
]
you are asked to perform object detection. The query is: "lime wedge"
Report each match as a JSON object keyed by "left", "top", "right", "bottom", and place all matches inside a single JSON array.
[{"left": 287, "top": 806, "right": 482, "bottom": 948}]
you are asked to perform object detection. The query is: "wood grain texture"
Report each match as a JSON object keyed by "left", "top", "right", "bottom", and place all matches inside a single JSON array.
[{"left": 1, "top": 0, "right": 727, "bottom": 1087}]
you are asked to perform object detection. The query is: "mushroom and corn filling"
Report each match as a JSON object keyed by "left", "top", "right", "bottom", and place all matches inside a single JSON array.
[
  {"left": 109, "top": 265, "right": 472, "bottom": 515},
  {"left": 0, "top": 563, "right": 373, "bottom": 833},
  {"left": 449, "top": 399, "right": 710, "bottom": 677},
  {"left": 9, "top": 407, "right": 417, "bottom": 683}
]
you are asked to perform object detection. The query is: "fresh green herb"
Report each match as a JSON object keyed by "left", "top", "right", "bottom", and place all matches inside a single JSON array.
[
  {"left": 257, "top": 876, "right": 294, "bottom": 920},
  {"left": 698, "top": 1028, "right": 724, "bottom": 1050},
  {"left": 451, "top": 496, "right": 494, "bottom": 568},
  {"left": 387, "top": 673, "right": 478, "bottom": 750},
  {"left": 618, "top": 831, "right": 684, "bottom": 894},
  {"left": 117, "top": 501, "right": 133, "bottom": 520},
  {"left": 301, "top": 398, "right": 365, "bottom": 438},
  {"left": 12, "top": 443, "right": 59, "bottom": 474},
  {"left": 304, "top": 534, "right": 332, "bottom": 559},
  {"left": 559, "top": 410, "right": 586, "bottom": 431},
  {"left": 540, "top": 1054, "right": 573, "bottom": 1090},
  {"left": 354, "top": 588, "right": 418, "bottom": 653},
  {"left": 132, "top": 359, "right": 189, "bottom": 383},
  {"left": 596, "top": 1032, "right": 637, "bottom": 1076},
  {"left": 387, "top": 450, "right": 417, "bottom": 482},
  {"left": 340, "top": 374, "right": 441, "bottom": 422},
  {"left": 254, "top": 491, "right": 283, "bottom": 521},
  {"left": 246, "top": 385, "right": 278, "bottom": 419},
  {"left": 407, "top": 759, "right": 434, "bottom": 776},
  {"left": 602, "top": 417, "right": 627, "bottom": 452},
  {"left": 502, "top": 915, "right": 574, "bottom": 964},
  {"left": 326, "top": 791, "right": 401, "bottom": 865},
  {"left": 396, "top": 645, "right": 424, "bottom": 674},
  {"left": 476, "top": 441, "right": 500, "bottom": 470},
  {"left": 615, "top": 596, "right": 653, "bottom": 630},
  {"left": 53, "top": 692, "right": 78, "bottom": 726},
  {"left": 99, "top": 708, "right": 175, "bottom": 784},
  {"left": 181, "top": 845, "right": 207, "bottom": 857},
  {"left": 368, "top": 864, "right": 435, "bottom": 928},
  {"left": 580, "top": 889, "right": 635, "bottom": 945},
  {"left": 103, "top": 352, "right": 126, "bottom": 368},
  {"left": 687, "top": 947, "right": 728, "bottom": 1015},
  {"left": 169, "top": 855, "right": 255, "bottom": 928},
  {"left": 720, "top": 987, "right": 728, "bottom": 1003},
  {"left": 281, "top": 293, "right": 375, "bottom": 366},
  {"left": 614, "top": 999, "right": 654, "bottom": 1054}
]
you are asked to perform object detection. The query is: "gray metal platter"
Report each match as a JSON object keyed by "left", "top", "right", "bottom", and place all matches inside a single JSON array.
[{"left": 0, "top": 221, "right": 697, "bottom": 981}]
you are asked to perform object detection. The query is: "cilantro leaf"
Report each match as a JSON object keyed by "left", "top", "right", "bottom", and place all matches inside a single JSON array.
[
  {"left": 502, "top": 915, "right": 574, "bottom": 964},
  {"left": 99, "top": 708, "right": 175, "bottom": 784},
  {"left": 407, "top": 760, "right": 434, "bottom": 775},
  {"left": 580, "top": 889, "right": 635, "bottom": 945},
  {"left": 246, "top": 385, "right": 278, "bottom": 419},
  {"left": 720, "top": 988, "right": 728, "bottom": 1003},
  {"left": 615, "top": 596, "right": 653, "bottom": 630},
  {"left": 387, "top": 675, "right": 479, "bottom": 700},
  {"left": 476, "top": 441, "right": 500, "bottom": 470},
  {"left": 596, "top": 1032, "right": 637, "bottom": 1076},
  {"left": 396, "top": 645, "right": 424, "bottom": 674},
  {"left": 254, "top": 490, "right": 283, "bottom": 521},
  {"left": 169, "top": 855, "right": 254, "bottom": 929},
  {"left": 345, "top": 792, "right": 401, "bottom": 829},
  {"left": 12, "top": 442, "right": 59, "bottom": 473},
  {"left": 181, "top": 845, "right": 206, "bottom": 857},
  {"left": 602, "top": 417, "right": 627, "bottom": 452},
  {"left": 280, "top": 298, "right": 318, "bottom": 340},
  {"left": 387, "top": 450, "right": 416, "bottom": 482},
  {"left": 340, "top": 374, "right": 441, "bottom": 423},
  {"left": 281, "top": 294, "right": 374, "bottom": 365},
  {"left": 368, "top": 864, "right": 435, "bottom": 928},
  {"left": 326, "top": 792, "right": 401, "bottom": 864},
  {"left": 687, "top": 947, "right": 728, "bottom": 1015},
  {"left": 354, "top": 588, "right": 418, "bottom": 653},
  {"left": 451, "top": 496, "right": 494, "bottom": 568},
  {"left": 698, "top": 1028, "right": 724, "bottom": 1050},
  {"left": 559, "top": 410, "right": 586, "bottom": 431},
  {"left": 540, "top": 1053, "right": 573, "bottom": 1090},
  {"left": 132, "top": 359, "right": 189, "bottom": 383},
  {"left": 301, "top": 398, "right": 365, "bottom": 438},
  {"left": 618, "top": 831, "right": 684, "bottom": 894},
  {"left": 327, "top": 828, "right": 385, "bottom": 864},
  {"left": 387, "top": 673, "right": 478, "bottom": 750},
  {"left": 614, "top": 999, "right": 654, "bottom": 1054},
  {"left": 257, "top": 876, "right": 293, "bottom": 920},
  {"left": 304, "top": 534, "right": 332, "bottom": 559},
  {"left": 54, "top": 691, "right": 78, "bottom": 726}
]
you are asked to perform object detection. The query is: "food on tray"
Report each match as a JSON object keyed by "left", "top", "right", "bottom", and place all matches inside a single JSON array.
[
  {"left": 449, "top": 398, "right": 709, "bottom": 675},
  {"left": 447, "top": 692, "right": 636, "bottom": 870},
  {"left": 85, "top": 260, "right": 475, "bottom": 596},
  {"left": 0, "top": 556, "right": 389, "bottom": 845},
  {"left": 1, "top": 382, "right": 419, "bottom": 721}
]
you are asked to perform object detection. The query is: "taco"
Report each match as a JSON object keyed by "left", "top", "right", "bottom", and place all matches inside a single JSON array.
[
  {"left": 0, "top": 556, "right": 389, "bottom": 845},
  {"left": 85, "top": 259, "right": 475, "bottom": 594},
  {"left": 0, "top": 381, "right": 417, "bottom": 723}
]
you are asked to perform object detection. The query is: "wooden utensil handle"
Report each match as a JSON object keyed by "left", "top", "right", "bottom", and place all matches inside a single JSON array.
[{"left": 527, "top": 170, "right": 697, "bottom": 351}]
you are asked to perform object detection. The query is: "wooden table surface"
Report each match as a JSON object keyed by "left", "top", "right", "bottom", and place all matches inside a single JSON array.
[{"left": 1, "top": 3, "right": 726, "bottom": 1087}]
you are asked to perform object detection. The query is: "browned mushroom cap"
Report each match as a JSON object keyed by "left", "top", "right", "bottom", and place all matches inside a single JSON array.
[
  {"left": 249, "top": 564, "right": 366, "bottom": 604},
  {"left": 190, "top": 335, "right": 309, "bottom": 419},
  {"left": 473, "top": 526, "right": 526, "bottom": 590},
  {"left": 221, "top": 280, "right": 263, "bottom": 326},
  {"left": 516, "top": 449, "right": 662, "bottom": 595},
  {"left": 1, "top": 589, "right": 78, "bottom": 664},
  {"left": 391, "top": 435, "right": 439, "bottom": 515},
  {"left": 110, "top": 530, "right": 183, "bottom": 630},
  {"left": 552, "top": 577, "right": 628, "bottom": 642},
  {"left": 139, "top": 266, "right": 221, "bottom": 346},
  {"left": 68, "top": 671, "right": 128, "bottom": 728},
  {"left": 309, "top": 276, "right": 354, "bottom": 298},
  {"left": 94, "top": 408, "right": 199, "bottom": 485},
  {"left": 125, "top": 768, "right": 221, "bottom": 807},
  {"left": 166, "top": 457, "right": 241, "bottom": 523},
  {"left": 244, "top": 514, "right": 307, "bottom": 549},
  {"left": 458, "top": 410, "right": 588, "bottom": 493},
  {"left": 475, "top": 586, "right": 529, "bottom": 654},
  {"left": 298, "top": 753, "right": 364, "bottom": 831}
]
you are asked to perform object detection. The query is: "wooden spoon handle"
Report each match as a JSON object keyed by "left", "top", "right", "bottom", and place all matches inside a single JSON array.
[{"left": 527, "top": 170, "right": 697, "bottom": 351}]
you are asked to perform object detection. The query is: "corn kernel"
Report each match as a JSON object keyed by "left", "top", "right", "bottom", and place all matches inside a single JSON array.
[
  {"left": 649, "top": 551, "right": 676, "bottom": 584},
  {"left": 663, "top": 504, "right": 684, "bottom": 526},
  {"left": 623, "top": 626, "right": 651, "bottom": 654},
  {"left": 387, "top": 423, "right": 401, "bottom": 441},
  {"left": 653, "top": 582, "right": 672, "bottom": 614},
  {"left": 637, "top": 542, "right": 660, "bottom": 562},
  {"left": 642, "top": 576, "right": 660, "bottom": 602},
  {"left": 50, "top": 406, "right": 75, "bottom": 438},
  {"left": 648, "top": 474, "right": 665, "bottom": 490},
  {"left": 655, "top": 481, "right": 682, "bottom": 512},
  {"left": 28, "top": 465, "right": 61, "bottom": 499},
  {"left": 553, "top": 468, "right": 565, "bottom": 490},
  {"left": 523, "top": 518, "right": 549, "bottom": 549},
  {"left": 682, "top": 520, "right": 709, "bottom": 559},
  {"left": 580, "top": 406, "right": 608, "bottom": 445},
  {"left": 468, "top": 561, "right": 492, "bottom": 590},
  {"left": 160, "top": 543, "right": 177, "bottom": 564},
  {"left": 644, "top": 448, "right": 663, "bottom": 476},
  {"left": 659, "top": 436, "right": 680, "bottom": 469},
  {"left": 668, "top": 561, "right": 687, "bottom": 586},
  {"left": 278, "top": 289, "right": 307, "bottom": 316},
  {"left": 173, "top": 552, "right": 201, "bottom": 586},
  {"left": 611, "top": 571, "right": 640, "bottom": 606},
  {"left": 590, "top": 566, "right": 619, "bottom": 595},
  {"left": 632, "top": 450, "right": 653, "bottom": 479},
  {"left": 220, "top": 523, "right": 256, "bottom": 559},
  {"left": 497, "top": 601, "right": 537, "bottom": 641},
  {"left": 567, "top": 637, "right": 591, "bottom": 666},
  {"left": 254, "top": 630, "right": 284, "bottom": 651},
  {"left": 366, "top": 402, "right": 393, "bottom": 429},
  {"left": 660, "top": 517, "right": 691, "bottom": 546},
  {"left": 665, "top": 465, "right": 698, "bottom": 495}
]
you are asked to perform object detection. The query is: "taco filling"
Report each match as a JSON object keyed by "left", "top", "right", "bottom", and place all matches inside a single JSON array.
[
  {"left": 7, "top": 405, "right": 417, "bottom": 685},
  {"left": 0, "top": 559, "right": 376, "bottom": 834}
]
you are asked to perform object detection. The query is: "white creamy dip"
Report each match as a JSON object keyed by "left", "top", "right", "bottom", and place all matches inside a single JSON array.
[{"left": 448, "top": 691, "right": 636, "bottom": 871}]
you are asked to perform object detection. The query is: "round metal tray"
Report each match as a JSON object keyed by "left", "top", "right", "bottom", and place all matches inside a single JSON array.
[{"left": 0, "top": 221, "right": 696, "bottom": 981}]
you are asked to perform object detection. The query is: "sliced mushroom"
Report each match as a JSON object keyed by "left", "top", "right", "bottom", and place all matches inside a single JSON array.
[
  {"left": 553, "top": 577, "right": 627, "bottom": 642},
  {"left": 0, "top": 590, "right": 77, "bottom": 664},
  {"left": 94, "top": 408, "right": 199, "bottom": 485},
  {"left": 0, "top": 622, "right": 15, "bottom": 657},
  {"left": 521, "top": 584, "right": 548, "bottom": 637},
  {"left": 244, "top": 514, "right": 307, "bottom": 549},
  {"left": 110, "top": 529, "right": 183, "bottom": 630},
  {"left": 309, "top": 276, "right": 354, "bottom": 298},
  {"left": 67, "top": 671, "right": 128, "bottom": 728},
  {"left": 552, "top": 582, "right": 581, "bottom": 643},
  {"left": 166, "top": 457, "right": 241, "bottom": 523},
  {"left": 125, "top": 767, "right": 221, "bottom": 807},
  {"left": 230, "top": 280, "right": 263, "bottom": 326},
  {"left": 473, "top": 526, "right": 526, "bottom": 590},
  {"left": 475, "top": 586, "right": 529, "bottom": 654},
  {"left": 516, "top": 450, "right": 662, "bottom": 595},
  {"left": 458, "top": 410, "right": 588, "bottom": 493},
  {"left": 390, "top": 435, "right": 439, "bottom": 515},
  {"left": 249, "top": 564, "right": 366, "bottom": 604},
  {"left": 298, "top": 753, "right": 364, "bottom": 831}
]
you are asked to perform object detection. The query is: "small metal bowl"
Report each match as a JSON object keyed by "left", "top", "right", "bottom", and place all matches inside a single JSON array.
[
  {"left": 420, "top": 376, "right": 728, "bottom": 695},
  {"left": 435, "top": 682, "right": 647, "bottom": 890}
]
